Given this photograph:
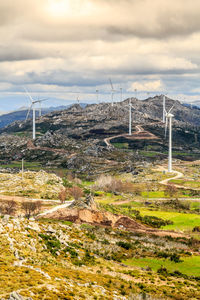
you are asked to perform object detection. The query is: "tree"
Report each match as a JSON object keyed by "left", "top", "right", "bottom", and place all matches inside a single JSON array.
[
  {"left": 59, "top": 188, "right": 67, "bottom": 203},
  {"left": 68, "top": 186, "right": 83, "bottom": 200},
  {"left": 0, "top": 200, "right": 17, "bottom": 215},
  {"left": 21, "top": 201, "right": 42, "bottom": 219},
  {"left": 164, "top": 184, "right": 178, "bottom": 198}
]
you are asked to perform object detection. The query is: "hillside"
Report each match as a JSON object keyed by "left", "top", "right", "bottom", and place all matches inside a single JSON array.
[
  {"left": 0, "top": 104, "right": 88, "bottom": 129},
  {"left": 0, "top": 96, "right": 200, "bottom": 178}
]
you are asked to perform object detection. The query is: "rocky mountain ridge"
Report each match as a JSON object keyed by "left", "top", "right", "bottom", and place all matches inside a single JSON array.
[{"left": 0, "top": 95, "right": 199, "bottom": 178}]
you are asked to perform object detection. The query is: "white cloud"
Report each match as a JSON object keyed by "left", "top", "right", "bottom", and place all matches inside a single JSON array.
[{"left": 129, "top": 80, "right": 163, "bottom": 92}]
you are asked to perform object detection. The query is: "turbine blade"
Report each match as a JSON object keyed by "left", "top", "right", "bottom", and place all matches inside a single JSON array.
[
  {"left": 24, "top": 87, "right": 33, "bottom": 103},
  {"left": 25, "top": 104, "right": 33, "bottom": 121},
  {"left": 109, "top": 78, "right": 114, "bottom": 90},
  {"left": 34, "top": 98, "right": 48, "bottom": 104},
  {"left": 168, "top": 104, "right": 175, "bottom": 114}
]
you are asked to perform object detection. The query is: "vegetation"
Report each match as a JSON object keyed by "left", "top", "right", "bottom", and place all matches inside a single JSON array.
[{"left": 0, "top": 160, "right": 199, "bottom": 299}]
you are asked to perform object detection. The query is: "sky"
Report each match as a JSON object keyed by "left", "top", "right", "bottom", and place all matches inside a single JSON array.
[{"left": 1, "top": 0, "right": 200, "bottom": 111}]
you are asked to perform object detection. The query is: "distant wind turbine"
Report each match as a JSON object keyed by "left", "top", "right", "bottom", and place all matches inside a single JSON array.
[
  {"left": 165, "top": 105, "right": 174, "bottom": 172},
  {"left": 124, "top": 99, "right": 133, "bottom": 135},
  {"left": 120, "top": 87, "right": 123, "bottom": 102},
  {"left": 128, "top": 99, "right": 133, "bottom": 135},
  {"left": 134, "top": 88, "right": 137, "bottom": 99},
  {"left": 109, "top": 78, "right": 116, "bottom": 106},
  {"left": 96, "top": 89, "right": 99, "bottom": 103},
  {"left": 76, "top": 94, "right": 80, "bottom": 105},
  {"left": 24, "top": 88, "right": 47, "bottom": 140}
]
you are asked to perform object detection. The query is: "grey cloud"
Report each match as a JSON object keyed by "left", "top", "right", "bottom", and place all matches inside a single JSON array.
[{"left": 0, "top": 46, "right": 48, "bottom": 62}]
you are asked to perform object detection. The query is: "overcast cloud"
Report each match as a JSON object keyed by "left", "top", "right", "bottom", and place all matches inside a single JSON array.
[{"left": 0, "top": 0, "right": 200, "bottom": 110}]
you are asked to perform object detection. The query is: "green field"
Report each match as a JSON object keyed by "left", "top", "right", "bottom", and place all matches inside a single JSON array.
[
  {"left": 137, "top": 208, "right": 200, "bottom": 231},
  {"left": 124, "top": 256, "right": 200, "bottom": 276},
  {"left": 0, "top": 160, "right": 42, "bottom": 169},
  {"left": 170, "top": 179, "right": 200, "bottom": 188}
]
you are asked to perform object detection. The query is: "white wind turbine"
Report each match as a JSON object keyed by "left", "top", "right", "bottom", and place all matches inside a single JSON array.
[
  {"left": 24, "top": 88, "right": 47, "bottom": 140},
  {"left": 76, "top": 94, "right": 80, "bottom": 105},
  {"left": 165, "top": 105, "right": 174, "bottom": 172},
  {"left": 96, "top": 89, "right": 99, "bottom": 103},
  {"left": 124, "top": 99, "right": 133, "bottom": 135},
  {"left": 120, "top": 87, "right": 123, "bottom": 102},
  {"left": 128, "top": 99, "right": 133, "bottom": 135},
  {"left": 109, "top": 78, "right": 116, "bottom": 106}
]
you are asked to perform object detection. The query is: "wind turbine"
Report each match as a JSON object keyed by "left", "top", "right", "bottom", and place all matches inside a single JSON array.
[
  {"left": 128, "top": 99, "right": 133, "bottom": 135},
  {"left": 76, "top": 94, "right": 80, "bottom": 105},
  {"left": 134, "top": 88, "right": 137, "bottom": 99},
  {"left": 120, "top": 87, "right": 123, "bottom": 102},
  {"left": 96, "top": 89, "right": 99, "bottom": 103},
  {"left": 109, "top": 78, "right": 116, "bottom": 106},
  {"left": 24, "top": 88, "right": 47, "bottom": 140},
  {"left": 165, "top": 105, "right": 174, "bottom": 172}
]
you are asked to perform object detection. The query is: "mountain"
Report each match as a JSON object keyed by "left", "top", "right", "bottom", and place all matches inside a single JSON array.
[
  {"left": 0, "top": 95, "right": 200, "bottom": 178},
  {"left": 0, "top": 103, "right": 88, "bottom": 129}
]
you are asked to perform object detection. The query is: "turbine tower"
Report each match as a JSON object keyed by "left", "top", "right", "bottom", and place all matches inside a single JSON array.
[
  {"left": 109, "top": 78, "right": 116, "bottom": 106},
  {"left": 129, "top": 99, "right": 132, "bottom": 135},
  {"left": 24, "top": 88, "right": 47, "bottom": 140},
  {"left": 165, "top": 105, "right": 174, "bottom": 172},
  {"left": 96, "top": 89, "right": 99, "bottom": 103},
  {"left": 76, "top": 94, "right": 80, "bottom": 105},
  {"left": 120, "top": 87, "right": 122, "bottom": 102}
]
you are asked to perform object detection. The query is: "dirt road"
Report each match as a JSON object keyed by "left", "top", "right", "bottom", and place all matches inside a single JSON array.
[{"left": 104, "top": 123, "right": 159, "bottom": 148}]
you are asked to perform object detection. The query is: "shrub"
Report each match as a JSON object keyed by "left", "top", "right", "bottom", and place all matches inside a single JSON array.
[
  {"left": 21, "top": 201, "right": 42, "bottom": 218},
  {"left": 164, "top": 184, "right": 178, "bottom": 198},
  {"left": 68, "top": 186, "right": 83, "bottom": 200},
  {"left": 39, "top": 233, "right": 61, "bottom": 256},
  {"left": 117, "top": 241, "right": 132, "bottom": 250},
  {"left": 59, "top": 188, "right": 67, "bottom": 203},
  {"left": 0, "top": 200, "right": 17, "bottom": 215},
  {"left": 142, "top": 215, "right": 173, "bottom": 228}
]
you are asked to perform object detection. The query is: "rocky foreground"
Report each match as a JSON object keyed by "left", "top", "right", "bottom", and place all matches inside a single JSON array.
[{"left": 0, "top": 212, "right": 199, "bottom": 300}]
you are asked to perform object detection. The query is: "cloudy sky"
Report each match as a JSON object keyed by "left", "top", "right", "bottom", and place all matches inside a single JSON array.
[{"left": 0, "top": 0, "right": 200, "bottom": 111}]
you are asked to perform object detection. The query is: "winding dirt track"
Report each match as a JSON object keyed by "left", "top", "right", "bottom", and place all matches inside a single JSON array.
[{"left": 104, "top": 123, "right": 159, "bottom": 148}]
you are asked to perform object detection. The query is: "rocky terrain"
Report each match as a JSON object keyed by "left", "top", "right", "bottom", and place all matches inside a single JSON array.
[
  {"left": 0, "top": 104, "right": 88, "bottom": 129},
  {"left": 0, "top": 212, "right": 199, "bottom": 300},
  {"left": 0, "top": 96, "right": 200, "bottom": 178}
]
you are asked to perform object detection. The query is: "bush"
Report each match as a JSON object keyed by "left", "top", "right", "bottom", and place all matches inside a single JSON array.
[
  {"left": 94, "top": 175, "right": 138, "bottom": 194},
  {"left": 132, "top": 210, "right": 173, "bottom": 228},
  {"left": 39, "top": 233, "right": 61, "bottom": 256},
  {"left": 142, "top": 215, "right": 173, "bottom": 228},
  {"left": 0, "top": 200, "right": 17, "bottom": 215},
  {"left": 117, "top": 241, "right": 132, "bottom": 250},
  {"left": 21, "top": 201, "right": 42, "bottom": 218},
  {"left": 59, "top": 188, "right": 67, "bottom": 203},
  {"left": 68, "top": 186, "right": 83, "bottom": 200}
]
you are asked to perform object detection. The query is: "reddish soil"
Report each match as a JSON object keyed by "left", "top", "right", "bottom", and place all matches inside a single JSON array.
[{"left": 41, "top": 207, "right": 186, "bottom": 238}]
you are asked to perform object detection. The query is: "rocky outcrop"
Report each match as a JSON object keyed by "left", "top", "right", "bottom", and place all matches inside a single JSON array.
[
  {"left": 1, "top": 291, "right": 33, "bottom": 300},
  {"left": 68, "top": 194, "right": 97, "bottom": 210},
  {"left": 42, "top": 205, "right": 186, "bottom": 238}
]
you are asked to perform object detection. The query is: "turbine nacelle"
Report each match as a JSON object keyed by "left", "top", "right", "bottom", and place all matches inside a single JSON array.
[{"left": 166, "top": 112, "right": 174, "bottom": 118}]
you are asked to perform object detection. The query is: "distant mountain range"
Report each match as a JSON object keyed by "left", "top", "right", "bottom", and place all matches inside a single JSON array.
[{"left": 0, "top": 103, "right": 87, "bottom": 128}]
